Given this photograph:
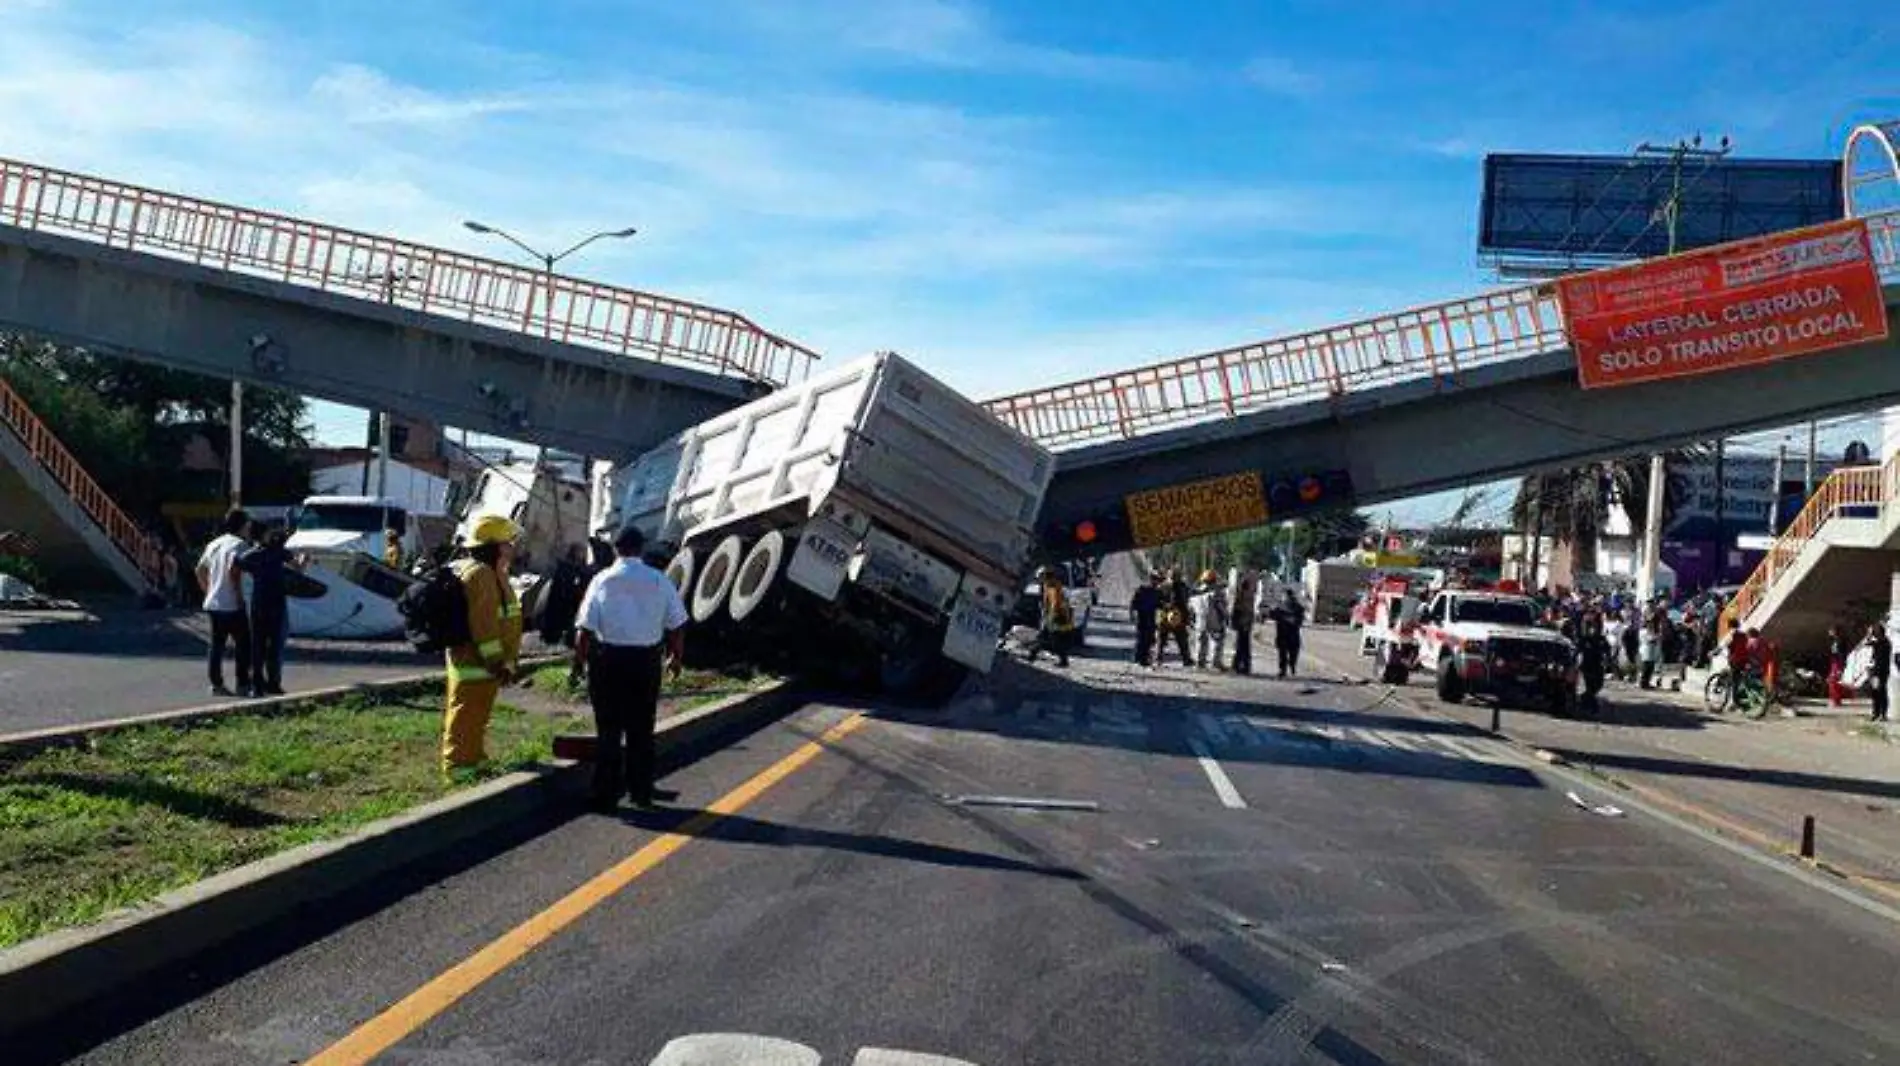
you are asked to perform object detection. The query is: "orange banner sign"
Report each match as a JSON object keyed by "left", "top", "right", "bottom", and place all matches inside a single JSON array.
[{"left": 1556, "top": 218, "right": 1889, "bottom": 390}]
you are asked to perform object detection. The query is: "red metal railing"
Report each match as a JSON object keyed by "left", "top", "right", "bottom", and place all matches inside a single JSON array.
[
  {"left": 0, "top": 157, "right": 819, "bottom": 387},
  {"left": 0, "top": 376, "right": 168, "bottom": 589},
  {"left": 1732, "top": 463, "right": 1890, "bottom": 623},
  {"left": 984, "top": 284, "right": 1567, "bottom": 448}
]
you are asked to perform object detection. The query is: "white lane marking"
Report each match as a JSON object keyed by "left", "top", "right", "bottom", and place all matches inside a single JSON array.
[
  {"left": 855, "top": 1050, "right": 983, "bottom": 1065},
  {"left": 1299, "top": 723, "right": 1345, "bottom": 742},
  {"left": 1348, "top": 727, "right": 1393, "bottom": 748},
  {"left": 1436, "top": 735, "right": 1518, "bottom": 766},
  {"left": 1188, "top": 737, "right": 1248, "bottom": 809},
  {"left": 1373, "top": 730, "right": 1427, "bottom": 752},
  {"left": 651, "top": 1033, "right": 822, "bottom": 1064}
]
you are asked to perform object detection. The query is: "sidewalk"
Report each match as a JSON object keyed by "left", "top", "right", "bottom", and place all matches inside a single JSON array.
[{"left": 1302, "top": 628, "right": 1900, "bottom": 901}]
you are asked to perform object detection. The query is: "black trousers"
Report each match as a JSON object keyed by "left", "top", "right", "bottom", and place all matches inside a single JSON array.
[
  {"left": 1232, "top": 627, "right": 1253, "bottom": 674},
  {"left": 1134, "top": 622, "right": 1156, "bottom": 666},
  {"left": 588, "top": 643, "right": 665, "bottom": 802},
  {"left": 1277, "top": 640, "right": 1301, "bottom": 677},
  {"left": 1873, "top": 678, "right": 1889, "bottom": 721},
  {"left": 1168, "top": 626, "right": 1192, "bottom": 666},
  {"left": 250, "top": 601, "right": 285, "bottom": 692},
  {"left": 207, "top": 608, "right": 252, "bottom": 690}
]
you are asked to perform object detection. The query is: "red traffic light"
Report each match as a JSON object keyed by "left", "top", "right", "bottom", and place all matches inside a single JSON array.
[
  {"left": 1298, "top": 476, "right": 1322, "bottom": 503},
  {"left": 1075, "top": 519, "right": 1099, "bottom": 544}
]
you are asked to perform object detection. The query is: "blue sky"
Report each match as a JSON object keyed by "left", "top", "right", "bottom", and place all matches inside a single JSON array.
[{"left": 2, "top": 0, "right": 1896, "bottom": 524}]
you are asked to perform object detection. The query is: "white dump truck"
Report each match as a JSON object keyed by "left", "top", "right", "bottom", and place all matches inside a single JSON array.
[{"left": 596, "top": 351, "right": 1055, "bottom": 693}]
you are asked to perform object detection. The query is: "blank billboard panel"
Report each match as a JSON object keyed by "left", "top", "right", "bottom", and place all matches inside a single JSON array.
[{"left": 1478, "top": 154, "right": 1842, "bottom": 270}]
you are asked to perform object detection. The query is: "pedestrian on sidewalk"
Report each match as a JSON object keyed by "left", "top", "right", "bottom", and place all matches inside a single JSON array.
[
  {"left": 1193, "top": 570, "right": 1228, "bottom": 669},
  {"left": 238, "top": 526, "right": 296, "bottom": 697},
  {"left": 1867, "top": 622, "right": 1891, "bottom": 723},
  {"left": 1026, "top": 567, "right": 1074, "bottom": 668},
  {"left": 195, "top": 508, "right": 253, "bottom": 698},
  {"left": 575, "top": 524, "right": 689, "bottom": 811},
  {"left": 1231, "top": 568, "right": 1258, "bottom": 675},
  {"left": 1270, "top": 589, "right": 1305, "bottom": 678},
  {"left": 1828, "top": 624, "right": 1849, "bottom": 707},
  {"left": 1577, "top": 611, "right": 1611, "bottom": 714},
  {"left": 1131, "top": 572, "right": 1162, "bottom": 668},
  {"left": 1638, "top": 615, "right": 1661, "bottom": 690},
  {"left": 1619, "top": 612, "right": 1640, "bottom": 682}
]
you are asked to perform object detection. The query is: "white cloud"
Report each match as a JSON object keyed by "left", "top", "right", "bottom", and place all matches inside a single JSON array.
[
  {"left": 0, "top": 1, "right": 1428, "bottom": 448},
  {"left": 1243, "top": 54, "right": 1322, "bottom": 97}
]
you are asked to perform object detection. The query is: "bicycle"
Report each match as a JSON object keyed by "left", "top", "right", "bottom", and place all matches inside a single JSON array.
[{"left": 1704, "top": 665, "right": 1777, "bottom": 719}]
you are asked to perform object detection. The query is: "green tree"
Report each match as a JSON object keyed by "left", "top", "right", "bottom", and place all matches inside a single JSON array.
[
  {"left": 0, "top": 335, "right": 314, "bottom": 519},
  {"left": 1511, "top": 453, "right": 1699, "bottom": 573}
]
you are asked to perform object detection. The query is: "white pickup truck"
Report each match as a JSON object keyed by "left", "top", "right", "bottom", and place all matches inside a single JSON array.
[
  {"left": 596, "top": 351, "right": 1054, "bottom": 695},
  {"left": 1414, "top": 590, "right": 1576, "bottom": 712}
]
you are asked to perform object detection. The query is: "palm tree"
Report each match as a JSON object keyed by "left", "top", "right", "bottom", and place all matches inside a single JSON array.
[{"left": 1513, "top": 451, "right": 1702, "bottom": 578}]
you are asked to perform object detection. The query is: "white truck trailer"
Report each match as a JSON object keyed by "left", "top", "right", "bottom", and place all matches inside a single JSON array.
[{"left": 596, "top": 352, "right": 1055, "bottom": 693}]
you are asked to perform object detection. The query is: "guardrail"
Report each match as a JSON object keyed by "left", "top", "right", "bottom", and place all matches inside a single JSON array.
[
  {"left": 1733, "top": 463, "right": 1891, "bottom": 624},
  {"left": 0, "top": 376, "right": 168, "bottom": 590},
  {"left": 0, "top": 158, "right": 818, "bottom": 387}
]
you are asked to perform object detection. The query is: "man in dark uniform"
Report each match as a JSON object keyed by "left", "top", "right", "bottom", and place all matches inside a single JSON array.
[
  {"left": 1130, "top": 572, "right": 1162, "bottom": 667},
  {"left": 575, "top": 526, "right": 689, "bottom": 810},
  {"left": 1868, "top": 622, "right": 1891, "bottom": 723},
  {"left": 1270, "top": 590, "right": 1305, "bottom": 679}
]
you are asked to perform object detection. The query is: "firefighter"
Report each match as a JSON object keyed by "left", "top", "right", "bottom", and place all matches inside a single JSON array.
[{"left": 442, "top": 514, "right": 523, "bottom": 772}]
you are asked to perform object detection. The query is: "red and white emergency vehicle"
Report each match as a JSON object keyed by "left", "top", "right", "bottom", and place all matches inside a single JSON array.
[{"left": 1414, "top": 587, "right": 1577, "bottom": 712}]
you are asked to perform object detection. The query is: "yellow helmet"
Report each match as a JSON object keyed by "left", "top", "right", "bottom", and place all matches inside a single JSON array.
[
  {"left": 1200, "top": 569, "right": 1219, "bottom": 585},
  {"left": 465, "top": 514, "right": 521, "bottom": 546}
]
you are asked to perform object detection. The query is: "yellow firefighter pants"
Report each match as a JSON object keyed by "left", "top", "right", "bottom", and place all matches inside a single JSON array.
[{"left": 442, "top": 676, "right": 500, "bottom": 770}]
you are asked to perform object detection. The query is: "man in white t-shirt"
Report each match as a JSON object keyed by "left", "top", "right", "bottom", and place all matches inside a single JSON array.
[
  {"left": 574, "top": 524, "right": 689, "bottom": 810},
  {"left": 196, "top": 508, "right": 254, "bottom": 697}
]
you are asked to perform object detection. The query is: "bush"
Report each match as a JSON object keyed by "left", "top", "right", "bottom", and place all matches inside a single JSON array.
[{"left": 0, "top": 554, "right": 43, "bottom": 588}]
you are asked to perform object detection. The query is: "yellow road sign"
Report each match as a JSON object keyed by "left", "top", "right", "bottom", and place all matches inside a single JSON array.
[{"left": 1124, "top": 471, "right": 1268, "bottom": 548}]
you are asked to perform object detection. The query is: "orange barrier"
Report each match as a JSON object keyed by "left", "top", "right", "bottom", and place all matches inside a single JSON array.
[
  {"left": 0, "top": 158, "right": 818, "bottom": 387},
  {"left": 0, "top": 376, "right": 168, "bottom": 589}
]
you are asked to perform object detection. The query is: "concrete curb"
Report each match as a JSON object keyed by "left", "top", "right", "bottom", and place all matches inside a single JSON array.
[
  {"left": 0, "top": 678, "right": 798, "bottom": 1035},
  {"left": 0, "top": 653, "right": 566, "bottom": 751}
]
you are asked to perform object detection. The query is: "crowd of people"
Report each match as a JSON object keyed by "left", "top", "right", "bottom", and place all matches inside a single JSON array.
[{"left": 1117, "top": 567, "right": 1305, "bottom": 677}]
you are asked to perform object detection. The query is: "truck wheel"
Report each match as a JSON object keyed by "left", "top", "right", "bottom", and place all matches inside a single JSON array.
[
  {"left": 1436, "top": 658, "right": 1465, "bottom": 704},
  {"left": 727, "top": 531, "right": 786, "bottom": 623},
  {"left": 690, "top": 535, "right": 745, "bottom": 623},
  {"left": 664, "top": 547, "right": 696, "bottom": 595}
]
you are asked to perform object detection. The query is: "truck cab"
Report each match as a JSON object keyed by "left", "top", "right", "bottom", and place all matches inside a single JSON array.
[{"left": 1416, "top": 590, "right": 1576, "bottom": 712}]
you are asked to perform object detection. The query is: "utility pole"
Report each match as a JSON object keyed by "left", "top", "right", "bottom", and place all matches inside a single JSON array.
[
  {"left": 1770, "top": 444, "right": 1787, "bottom": 536},
  {"left": 1805, "top": 420, "right": 1818, "bottom": 497},
  {"left": 229, "top": 380, "right": 244, "bottom": 507},
  {"left": 1633, "top": 133, "right": 1731, "bottom": 602}
]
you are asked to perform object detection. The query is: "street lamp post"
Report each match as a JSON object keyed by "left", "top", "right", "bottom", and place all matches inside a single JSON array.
[{"left": 462, "top": 221, "right": 637, "bottom": 542}]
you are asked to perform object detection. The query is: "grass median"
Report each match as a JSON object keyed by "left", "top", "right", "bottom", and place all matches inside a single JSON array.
[{"left": 0, "top": 695, "right": 583, "bottom": 950}]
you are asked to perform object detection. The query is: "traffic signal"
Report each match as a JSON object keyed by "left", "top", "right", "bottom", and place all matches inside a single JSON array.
[
  {"left": 1267, "top": 468, "right": 1353, "bottom": 517},
  {"left": 1042, "top": 507, "right": 1129, "bottom": 556}
]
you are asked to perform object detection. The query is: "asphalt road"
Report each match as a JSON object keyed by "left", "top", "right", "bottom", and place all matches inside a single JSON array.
[
  {"left": 29, "top": 569, "right": 1900, "bottom": 1063},
  {"left": 0, "top": 608, "right": 426, "bottom": 733}
]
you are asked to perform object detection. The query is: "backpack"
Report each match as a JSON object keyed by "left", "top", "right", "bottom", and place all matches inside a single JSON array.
[{"left": 398, "top": 563, "right": 472, "bottom": 654}]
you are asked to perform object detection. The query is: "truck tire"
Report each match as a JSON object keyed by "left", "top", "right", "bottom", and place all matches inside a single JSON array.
[
  {"left": 1436, "top": 657, "right": 1465, "bottom": 704},
  {"left": 690, "top": 535, "right": 745, "bottom": 623},
  {"left": 727, "top": 530, "right": 785, "bottom": 623},
  {"left": 664, "top": 547, "right": 696, "bottom": 595}
]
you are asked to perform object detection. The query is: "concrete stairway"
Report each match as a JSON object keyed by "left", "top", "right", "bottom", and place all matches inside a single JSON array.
[
  {"left": 0, "top": 376, "right": 165, "bottom": 594},
  {"left": 1736, "top": 460, "right": 1900, "bottom": 653}
]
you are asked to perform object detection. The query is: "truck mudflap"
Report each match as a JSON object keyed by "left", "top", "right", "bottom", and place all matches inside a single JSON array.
[
  {"left": 786, "top": 508, "right": 870, "bottom": 601},
  {"left": 942, "top": 576, "right": 1012, "bottom": 673}
]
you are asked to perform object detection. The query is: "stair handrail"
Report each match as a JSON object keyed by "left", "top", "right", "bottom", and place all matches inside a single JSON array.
[
  {"left": 0, "top": 157, "right": 819, "bottom": 387},
  {"left": 0, "top": 376, "right": 169, "bottom": 590},
  {"left": 1733, "top": 461, "right": 1891, "bottom": 623}
]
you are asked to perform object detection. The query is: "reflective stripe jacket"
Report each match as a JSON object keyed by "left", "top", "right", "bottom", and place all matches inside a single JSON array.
[{"left": 448, "top": 559, "right": 521, "bottom": 683}]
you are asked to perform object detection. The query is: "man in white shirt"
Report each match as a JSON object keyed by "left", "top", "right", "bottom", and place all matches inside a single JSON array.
[
  {"left": 574, "top": 524, "right": 689, "bottom": 810},
  {"left": 195, "top": 508, "right": 253, "bottom": 697}
]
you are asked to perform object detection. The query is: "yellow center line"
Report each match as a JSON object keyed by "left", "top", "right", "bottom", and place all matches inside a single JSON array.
[{"left": 307, "top": 712, "right": 867, "bottom": 1066}]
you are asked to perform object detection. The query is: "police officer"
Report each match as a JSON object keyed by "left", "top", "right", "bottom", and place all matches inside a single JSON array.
[{"left": 574, "top": 525, "right": 689, "bottom": 810}]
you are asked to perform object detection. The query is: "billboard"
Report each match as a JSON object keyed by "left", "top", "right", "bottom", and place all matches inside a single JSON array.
[
  {"left": 1479, "top": 154, "right": 1842, "bottom": 269},
  {"left": 1555, "top": 218, "right": 1888, "bottom": 389}
]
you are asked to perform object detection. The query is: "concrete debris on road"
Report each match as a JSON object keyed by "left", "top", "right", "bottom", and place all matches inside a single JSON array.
[{"left": 1567, "top": 790, "right": 1626, "bottom": 818}]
